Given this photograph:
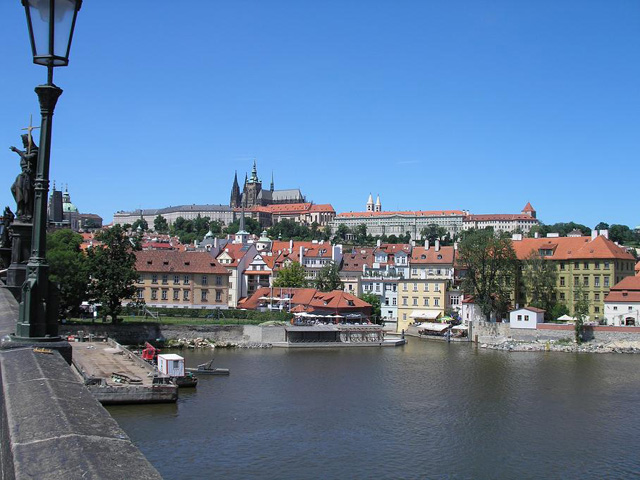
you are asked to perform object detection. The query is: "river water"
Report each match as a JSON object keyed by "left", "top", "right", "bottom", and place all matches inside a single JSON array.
[{"left": 107, "top": 340, "right": 640, "bottom": 480}]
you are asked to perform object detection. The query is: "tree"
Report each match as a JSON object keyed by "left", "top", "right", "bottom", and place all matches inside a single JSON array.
[
  {"left": 47, "top": 229, "right": 90, "bottom": 318},
  {"left": 522, "top": 250, "right": 558, "bottom": 320},
  {"left": 550, "top": 303, "right": 570, "bottom": 321},
  {"left": 131, "top": 218, "right": 148, "bottom": 232},
  {"left": 573, "top": 282, "right": 589, "bottom": 344},
  {"left": 273, "top": 261, "right": 308, "bottom": 288},
  {"left": 315, "top": 262, "right": 343, "bottom": 292},
  {"left": 420, "top": 224, "right": 448, "bottom": 245},
  {"left": 608, "top": 224, "right": 634, "bottom": 245},
  {"left": 153, "top": 215, "right": 169, "bottom": 234},
  {"left": 225, "top": 216, "right": 261, "bottom": 236},
  {"left": 86, "top": 225, "right": 140, "bottom": 323},
  {"left": 360, "top": 293, "right": 381, "bottom": 323},
  {"left": 458, "top": 229, "right": 518, "bottom": 321},
  {"left": 354, "top": 224, "right": 367, "bottom": 244},
  {"left": 335, "top": 224, "right": 350, "bottom": 242},
  {"left": 595, "top": 222, "right": 609, "bottom": 231}
]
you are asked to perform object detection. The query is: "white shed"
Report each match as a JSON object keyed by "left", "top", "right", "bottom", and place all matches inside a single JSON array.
[
  {"left": 157, "top": 354, "right": 185, "bottom": 377},
  {"left": 509, "top": 307, "right": 545, "bottom": 329}
]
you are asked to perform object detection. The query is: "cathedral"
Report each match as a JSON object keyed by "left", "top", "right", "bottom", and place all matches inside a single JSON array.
[{"left": 230, "top": 161, "right": 305, "bottom": 208}]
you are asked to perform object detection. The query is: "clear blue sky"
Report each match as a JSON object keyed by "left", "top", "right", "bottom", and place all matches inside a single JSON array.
[{"left": 1, "top": 1, "right": 639, "bottom": 228}]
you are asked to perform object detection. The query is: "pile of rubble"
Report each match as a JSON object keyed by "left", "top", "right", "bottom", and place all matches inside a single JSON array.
[
  {"left": 165, "top": 338, "right": 272, "bottom": 349},
  {"left": 481, "top": 339, "right": 640, "bottom": 354}
]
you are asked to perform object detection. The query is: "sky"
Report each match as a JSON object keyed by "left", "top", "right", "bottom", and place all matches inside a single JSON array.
[{"left": 1, "top": 1, "right": 639, "bottom": 228}]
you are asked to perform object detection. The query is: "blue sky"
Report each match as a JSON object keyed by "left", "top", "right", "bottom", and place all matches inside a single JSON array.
[{"left": 1, "top": 1, "right": 639, "bottom": 228}]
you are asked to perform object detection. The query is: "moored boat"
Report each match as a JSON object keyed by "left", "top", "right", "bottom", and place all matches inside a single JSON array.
[{"left": 185, "top": 359, "right": 230, "bottom": 376}]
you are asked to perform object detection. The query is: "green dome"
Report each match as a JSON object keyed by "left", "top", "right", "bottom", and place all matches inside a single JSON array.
[{"left": 63, "top": 202, "right": 78, "bottom": 213}]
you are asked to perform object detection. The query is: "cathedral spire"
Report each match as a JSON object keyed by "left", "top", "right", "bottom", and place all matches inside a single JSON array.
[{"left": 270, "top": 171, "right": 274, "bottom": 192}]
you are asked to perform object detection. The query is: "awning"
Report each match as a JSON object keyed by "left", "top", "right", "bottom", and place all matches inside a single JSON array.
[
  {"left": 409, "top": 310, "right": 442, "bottom": 320},
  {"left": 417, "top": 322, "right": 450, "bottom": 332},
  {"left": 452, "top": 325, "right": 468, "bottom": 331}
]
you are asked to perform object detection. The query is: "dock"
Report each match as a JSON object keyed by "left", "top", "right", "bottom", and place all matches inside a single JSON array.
[{"left": 71, "top": 339, "right": 177, "bottom": 404}]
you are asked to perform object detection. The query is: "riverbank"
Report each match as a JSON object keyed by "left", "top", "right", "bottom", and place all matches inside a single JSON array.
[{"left": 480, "top": 338, "right": 640, "bottom": 354}]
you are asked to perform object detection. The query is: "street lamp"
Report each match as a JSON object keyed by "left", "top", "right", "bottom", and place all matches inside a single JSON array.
[{"left": 13, "top": 0, "right": 82, "bottom": 341}]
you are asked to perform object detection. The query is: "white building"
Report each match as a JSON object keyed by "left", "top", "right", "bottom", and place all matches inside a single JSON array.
[
  {"left": 604, "top": 276, "right": 640, "bottom": 326},
  {"left": 509, "top": 307, "right": 545, "bottom": 329}
]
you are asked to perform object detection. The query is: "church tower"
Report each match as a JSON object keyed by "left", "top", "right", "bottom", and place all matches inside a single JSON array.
[
  {"left": 375, "top": 194, "right": 381, "bottom": 212},
  {"left": 242, "top": 160, "right": 262, "bottom": 208},
  {"left": 230, "top": 171, "right": 241, "bottom": 207},
  {"left": 366, "top": 193, "right": 374, "bottom": 212}
]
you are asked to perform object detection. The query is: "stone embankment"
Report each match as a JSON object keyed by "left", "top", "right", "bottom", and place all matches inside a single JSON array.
[
  {"left": 480, "top": 339, "right": 640, "bottom": 354},
  {"left": 164, "top": 336, "right": 272, "bottom": 349}
]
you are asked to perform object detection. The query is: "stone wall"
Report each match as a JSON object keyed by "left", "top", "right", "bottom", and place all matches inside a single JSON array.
[
  {"left": 0, "top": 287, "right": 162, "bottom": 479},
  {"left": 471, "top": 320, "right": 640, "bottom": 344},
  {"left": 59, "top": 323, "right": 286, "bottom": 345}
]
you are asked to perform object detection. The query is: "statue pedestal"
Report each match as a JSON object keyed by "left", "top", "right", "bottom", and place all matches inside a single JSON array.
[{"left": 6, "top": 221, "right": 32, "bottom": 300}]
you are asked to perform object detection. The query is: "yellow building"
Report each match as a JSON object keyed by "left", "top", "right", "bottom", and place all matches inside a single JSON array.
[
  {"left": 512, "top": 233, "right": 636, "bottom": 321},
  {"left": 396, "top": 244, "right": 456, "bottom": 332},
  {"left": 135, "top": 251, "right": 230, "bottom": 309}
]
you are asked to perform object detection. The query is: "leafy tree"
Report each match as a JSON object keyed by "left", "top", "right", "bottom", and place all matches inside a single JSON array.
[
  {"left": 273, "top": 261, "right": 308, "bottom": 288},
  {"left": 354, "top": 224, "right": 367, "bottom": 244},
  {"left": 225, "top": 216, "right": 261, "bottom": 235},
  {"left": 47, "top": 229, "right": 90, "bottom": 318},
  {"left": 314, "top": 262, "right": 343, "bottom": 292},
  {"left": 86, "top": 225, "right": 141, "bottom": 323},
  {"left": 335, "top": 224, "right": 350, "bottom": 242},
  {"left": 131, "top": 218, "right": 148, "bottom": 232},
  {"left": 153, "top": 215, "right": 169, "bottom": 234},
  {"left": 522, "top": 250, "right": 558, "bottom": 320},
  {"left": 550, "top": 303, "right": 570, "bottom": 321},
  {"left": 573, "top": 282, "right": 589, "bottom": 344},
  {"left": 458, "top": 229, "right": 518, "bottom": 321},
  {"left": 421, "top": 224, "right": 448, "bottom": 245},
  {"left": 608, "top": 224, "right": 634, "bottom": 245},
  {"left": 527, "top": 222, "right": 591, "bottom": 238},
  {"left": 267, "top": 219, "right": 312, "bottom": 241},
  {"left": 594, "top": 222, "right": 609, "bottom": 231},
  {"left": 360, "top": 293, "right": 381, "bottom": 323}
]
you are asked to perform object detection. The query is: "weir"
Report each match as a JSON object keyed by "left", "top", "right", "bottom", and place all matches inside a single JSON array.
[{"left": 0, "top": 287, "right": 163, "bottom": 479}]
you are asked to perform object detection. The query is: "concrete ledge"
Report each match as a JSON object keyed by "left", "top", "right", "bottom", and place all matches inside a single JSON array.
[{"left": 0, "top": 347, "right": 162, "bottom": 479}]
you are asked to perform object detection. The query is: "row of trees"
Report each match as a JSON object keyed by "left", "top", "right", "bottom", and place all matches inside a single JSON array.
[{"left": 47, "top": 225, "right": 139, "bottom": 323}]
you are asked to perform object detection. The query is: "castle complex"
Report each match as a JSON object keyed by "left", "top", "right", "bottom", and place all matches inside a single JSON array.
[{"left": 230, "top": 161, "right": 305, "bottom": 208}]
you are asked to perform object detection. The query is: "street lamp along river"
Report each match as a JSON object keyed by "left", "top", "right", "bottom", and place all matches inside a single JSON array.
[{"left": 13, "top": 0, "right": 82, "bottom": 341}]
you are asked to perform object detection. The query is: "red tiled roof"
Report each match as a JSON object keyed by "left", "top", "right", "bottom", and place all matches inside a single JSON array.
[
  {"left": 341, "top": 248, "right": 375, "bottom": 272},
  {"left": 336, "top": 210, "right": 466, "bottom": 218},
  {"left": 136, "top": 250, "right": 229, "bottom": 274},
  {"left": 511, "top": 236, "right": 635, "bottom": 261},
  {"left": 215, "top": 243, "right": 254, "bottom": 267},
  {"left": 605, "top": 291, "right": 640, "bottom": 303},
  {"left": 522, "top": 202, "right": 535, "bottom": 212},
  {"left": 610, "top": 275, "right": 640, "bottom": 292},
  {"left": 410, "top": 246, "right": 455, "bottom": 264},
  {"left": 465, "top": 214, "right": 536, "bottom": 222},
  {"left": 242, "top": 287, "right": 371, "bottom": 313},
  {"left": 309, "top": 204, "right": 335, "bottom": 213}
]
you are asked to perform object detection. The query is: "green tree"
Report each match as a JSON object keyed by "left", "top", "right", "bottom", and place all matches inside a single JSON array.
[
  {"left": 522, "top": 250, "right": 558, "bottom": 320},
  {"left": 573, "top": 282, "right": 589, "bottom": 344},
  {"left": 550, "top": 302, "right": 570, "bottom": 321},
  {"left": 354, "top": 224, "right": 367, "bottom": 244},
  {"left": 87, "top": 225, "right": 141, "bottom": 323},
  {"left": 608, "top": 224, "right": 634, "bottom": 245},
  {"left": 594, "top": 222, "right": 609, "bottom": 231},
  {"left": 359, "top": 293, "right": 381, "bottom": 323},
  {"left": 335, "top": 224, "right": 350, "bottom": 242},
  {"left": 314, "top": 262, "right": 343, "bottom": 292},
  {"left": 153, "top": 215, "right": 169, "bottom": 234},
  {"left": 47, "top": 229, "right": 90, "bottom": 318},
  {"left": 273, "top": 261, "right": 308, "bottom": 288},
  {"left": 458, "top": 229, "right": 518, "bottom": 321},
  {"left": 420, "top": 224, "right": 448, "bottom": 245},
  {"left": 225, "top": 216, "right": 261, "bottom": 236},
  {"left": 131, "top": 218, "right": 148, "bottom": 232}
]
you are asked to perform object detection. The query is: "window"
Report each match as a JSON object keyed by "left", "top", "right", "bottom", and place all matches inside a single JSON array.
[
  {"left": 173, "top": 360, "right": 181, "bottom": 370},
  {"left": 162, "top": 275, "right": 168, "bottom": 285},
  {"left": 402, "top": 313, "right": 407, "bottom": 321},
  {"left": 434, "top": 284, "right": 440, "bottom": 292},
  {"left": 424, "top": 298, "right": 429, "bottom": 307},
  {"left": 202, "top": 275, "right": 208, "bottom": 285},
  {"left": 151, "top": 274, "right": 158, "bottom": 284},
  {"left": 172, "top": 289, "right": 179, "bottom": 300},
  {"left": 161, "top": 289, "right": 168, "bottom": 300},
  {"left": 392, "top": 298, "right": 396, "bottom": 306},
  {"left": 604, "top": 262, "right": 610, "bottom": 270},
  {"left": 413, "top": 283, "right": 418, "bottom": 292},
  {"left": 517, "top": 315, "right": 522, "bottom": 321},
  {"left": 403, "top": 284, "right": 408, "bottom": 291},
  {"left": 560, "top": 263, "right": 565, "bottom": 271},
  {"left": 216, "top": 276, "right": 222, "bottom": 286},
  {"left": 412, "top": 268, "right": 417, "bottom": 275},
  {"left": 595, "top": 306, "right": 600, "bottom": 313},
  {"left": 584, "top": 262, "right": 589, "bottom": 269},
  {"left": 173, "top": 275, "right": 180, "bottom": 284},
  {"left": 574, "top": 262, "right": 580, "bottom": 269},
  {"left": 412, "top": 297, "right": 418, "bottom": 306},
  {"left": 560, "top": 277, "right": 565, "bottom": 287},
  {"left": 525, "top": 315, "right": 529, "bottom": 321},
  {"left": 604, "top": 276, "right": 610, "bottom": 287},
  {"left": 402, "top": 297, "right": 408, "bottom": 306},
  {"left": 183, "top": 290, "right": 189, "bottom": 301},
  {"left": 151, "top": 289, "right": 158, "bottom": 300},
  {"left": 594, "top": 293, "right": 600, "bottom": 301},
  {"left": 574, "top": 276, "right": 579, "bottom": 286},
  {"left": 201, "top": 290, "right": 208, "bottom": 302},
  {"left": 560, "top": 293, "right": 565, "bottom": 300},
  {"left": 583, "top": 276, "right": 589, "bottom": 287},
  {"left": 216, "top": 290, "right": 222, "bottom": 302},
  {"left": 184, "top": 275, "right": 190, "bottom": 285},
  {"left": 137, "top": 288, "right": 144, "bottom": 299},
  {"left": 595, "top": 262, "right": 600, "bottom": 270},
  {"left": 434, "top": 298, "right": 439, "bottom": 307}
]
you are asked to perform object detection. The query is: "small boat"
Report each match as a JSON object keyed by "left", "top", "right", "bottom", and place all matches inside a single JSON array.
[
  {"left": 173, "top": 371, "right": 198, "bottom": 388},
  {"left": 185, "top": 359, "right": 230, "bottom": 376}
]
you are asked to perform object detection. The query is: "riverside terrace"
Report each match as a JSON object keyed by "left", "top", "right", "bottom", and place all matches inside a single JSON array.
[{"left": 0, "top": 287, "right": 162, "bottom": 479}]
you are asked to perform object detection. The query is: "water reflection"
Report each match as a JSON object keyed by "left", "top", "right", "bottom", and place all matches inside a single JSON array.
[{"left": 108, "top": 342, "right": 640, "bottom": 480}]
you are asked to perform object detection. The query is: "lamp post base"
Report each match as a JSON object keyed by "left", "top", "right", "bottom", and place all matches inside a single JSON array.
[{"left": 1, "top": 334, "right": 71, "bottom": 365}]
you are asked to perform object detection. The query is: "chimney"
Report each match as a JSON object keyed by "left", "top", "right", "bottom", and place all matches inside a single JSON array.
[
  {"left": 435, "top": 240, "right": 440, "bottom": 252},
  {"left": 591, "top": 230, "right": 598, "bottom": 240},
  {"left": 425, "top": 239, "right": 430, "bottom": 250},
  {"left": 534, "top": 232, "right": 540, "bottom": 239},
  {"left": 290, "top": 239, "right": 294, "bottom": 251},
  {"left": 411, "top": 240, "right": 416, "bottom": 247},
  {"left": 511, "top": 233, "right": 523, "bottom": 241},
  {"left": 453, "top": 242, "right": 458, "bottom": 250},
  {"left": 600, "top": 229, "right": 609, "bottom": 239},
  {"left": 376, "top": 239, "right": 381, "bottom": 247},
  {"left": 299, "top": 246, "right": 304, "bottom": 263}
]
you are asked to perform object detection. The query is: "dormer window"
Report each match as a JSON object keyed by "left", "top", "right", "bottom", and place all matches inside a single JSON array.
[{"left": 184, "top": 262, "right": 190, "bottom": 266}]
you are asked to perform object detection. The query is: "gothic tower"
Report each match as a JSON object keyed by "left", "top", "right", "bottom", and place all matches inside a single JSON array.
[{"left": 230, "top": 171, "right": 241, "bottom": 207}]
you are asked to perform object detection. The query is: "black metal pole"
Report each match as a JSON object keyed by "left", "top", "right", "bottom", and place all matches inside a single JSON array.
[{"left": 15, "top": 80, "right": 62, "bottom": 340}]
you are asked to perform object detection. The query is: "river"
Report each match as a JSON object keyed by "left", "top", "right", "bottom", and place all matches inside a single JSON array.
[{"left": 107, "top": 340, "right": 640, "bottom": 479}]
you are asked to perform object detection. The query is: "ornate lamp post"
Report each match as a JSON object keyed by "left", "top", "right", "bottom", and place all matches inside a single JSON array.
[{"left": 13, "top": 0, "right": 82, "bottom": 341}]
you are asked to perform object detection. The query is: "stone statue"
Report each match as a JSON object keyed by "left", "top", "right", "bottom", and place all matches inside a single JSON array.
[
  {"left": 0, "top": 206, "right": 14, "bottom": 248},
  {"left": 10, "top": 134, "right": 38, "bottom": 221}
]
